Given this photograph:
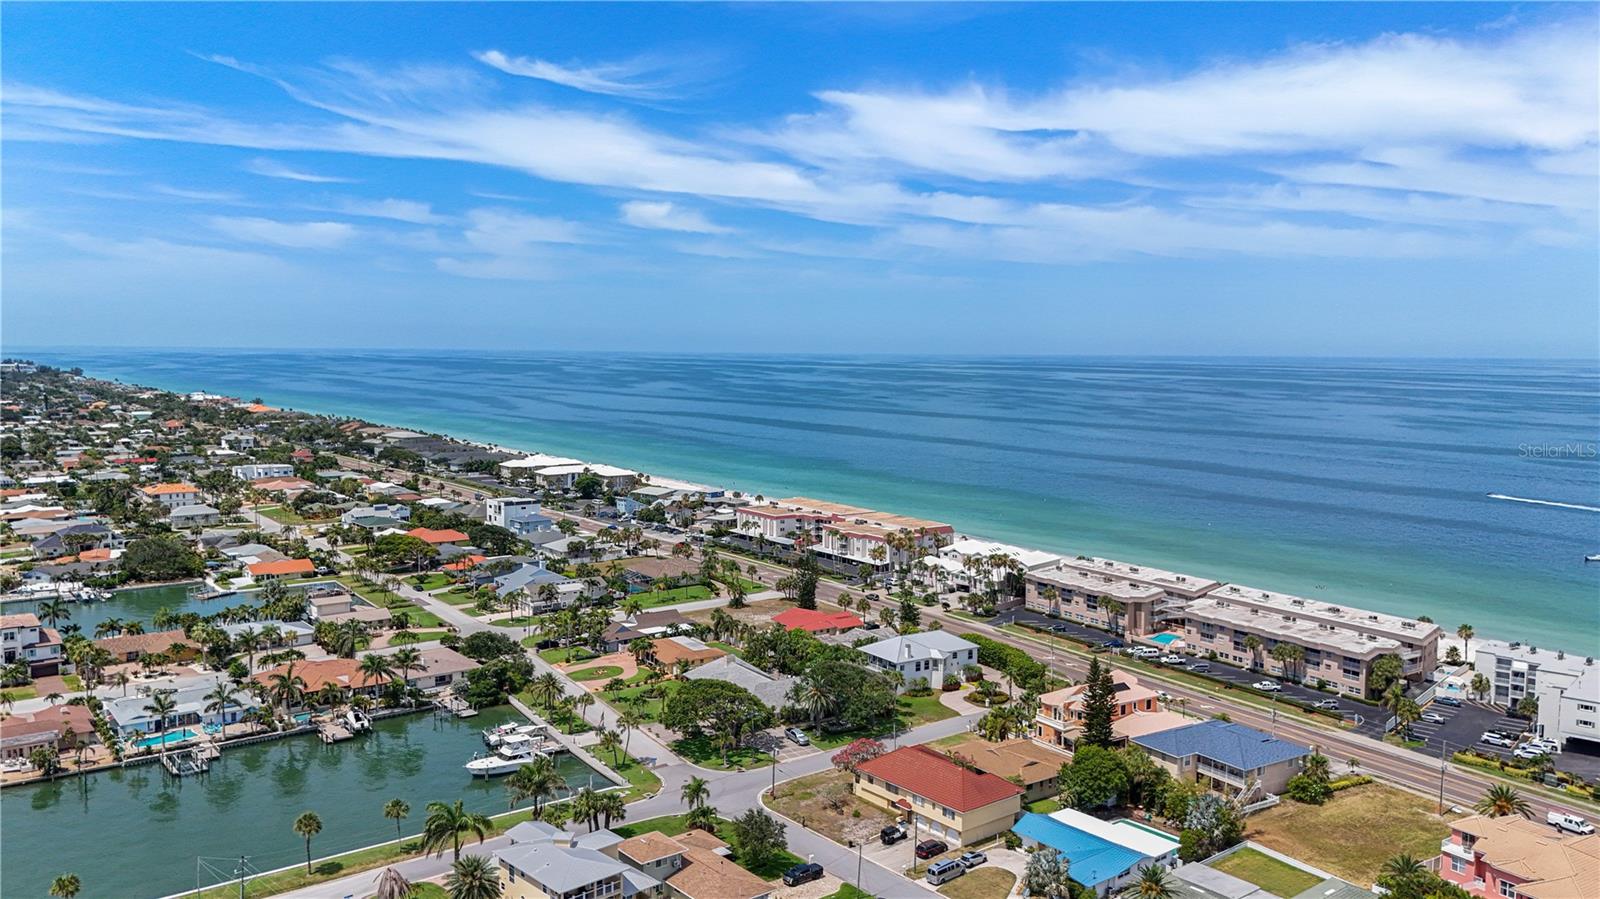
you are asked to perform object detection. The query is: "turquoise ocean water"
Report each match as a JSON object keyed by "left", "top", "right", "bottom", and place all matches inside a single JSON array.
[{"left": 16, "top": 349, "right": 1599, "bottom": 652}]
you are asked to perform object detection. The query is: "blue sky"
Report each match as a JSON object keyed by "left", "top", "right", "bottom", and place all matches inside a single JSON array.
[{"left": 3, "top": 2, "right": 1596, "bottom": 356}]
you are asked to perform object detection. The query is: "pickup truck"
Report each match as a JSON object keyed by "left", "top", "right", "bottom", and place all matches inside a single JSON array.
[{"left": 1547, "top": 811, "right": 1595, "bottom": 835}]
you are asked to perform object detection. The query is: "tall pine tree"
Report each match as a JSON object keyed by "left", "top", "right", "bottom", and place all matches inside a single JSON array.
[{"left": 1081, "top": 657, "right": 1116, "bottom": 748}]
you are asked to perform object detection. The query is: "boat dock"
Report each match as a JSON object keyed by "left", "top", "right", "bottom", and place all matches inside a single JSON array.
[
  {"left": 436, "top": 694, "right": 477, "bottom": 718},
  {"left": 160, "top": 745, "right": 219, "bottom": 777},
  {"left": 317, "top": 721, "right": 356, "bottom": 744}
]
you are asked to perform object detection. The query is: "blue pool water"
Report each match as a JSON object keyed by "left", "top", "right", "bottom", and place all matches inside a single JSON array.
[
  {"left": 132, "top": 728, "right": 198, "bottom": 749},
  {"left": 1149, "top": 633, "right": 1183, "bottom": 646}
]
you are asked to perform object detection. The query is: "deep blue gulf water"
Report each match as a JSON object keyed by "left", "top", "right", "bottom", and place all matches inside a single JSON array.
[{"left": 15, "top": 349, "right": 1600, "bottom": 652}]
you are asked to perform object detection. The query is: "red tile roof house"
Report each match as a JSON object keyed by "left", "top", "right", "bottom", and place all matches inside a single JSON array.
[
  {"left": 247, "top": 558, "right": 316, "bottom": 580},
  {"left": 1438, "top": 813, "right": 1598, "bottom": 899},
  {"left": 773, "top": 607, "right": 864, "bottom": 634},
  {"left": 407, "top": 527, "right": 471, "bottom": 546},
  {"left": 852, "top": 744, "right": 1024, "bottom": 847},
  {"left": 1, "top": 704, "right": 97, "bottom": 761}
]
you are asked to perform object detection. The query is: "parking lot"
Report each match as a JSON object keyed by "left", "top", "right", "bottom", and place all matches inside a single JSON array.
[
  {"left": 992, "top": 609, "right": 1387, "bottom": 738},
  {"left": 1407, "top": 699, "right": 1600, "bottom": 781}
]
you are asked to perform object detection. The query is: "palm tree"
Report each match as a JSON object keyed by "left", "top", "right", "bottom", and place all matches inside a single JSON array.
[
  {"left": 1470, "top": 673, "right": 1491, "bottom": 702},
  {"left": 1394, "top": 697, "right": 1423, "bottom": 738},
  {"left": 1456, "top": 623, "right": 1474, "bottom": 661},
  {"left": 597, "top": 728, "right": 623, "bottom": 766},
  {"left": 37, "top": 598, "right": 71, "bottom": 630},
  {"left": 527, "top": 672, "right": 564, "bottom": 712},
  {"left": 1129, "top": 863, "right": 1175, "bottom": 899},
  {"left": 509, "top": 756, "right": 565, "bottom": 815},
  {"left": 142, "top": 689, "right": 178, "bottom": 759},
  {"left": 292, "top": 811, "right": 323, "bottom": 873},
  {"left": 235, "top": 625, "right": 261, "bottom": 673},
  {"left": 570, "top": 787, "right": 601, "bottom": 831},
  {"left": 445, "top": 854, "right": 503, "bottom": 899},
  {"left": 684, "top": 802, "right": 720, "bottom": 833},
  {"left": 1100, "top": 597, "right": 1124, "bottom": 636},
  {"left": 204, "top": 682, "right": 240, "bottom": 739},
  {"left": 391, "top": 647, "right": 425, "bottom": 698},
  {"left": 681, "top": 776, "right": 710, "bottom": 810},
  {"left": 788, "top": 676, "right": 840, "bottom": 726},
  {"left": 1243, "top": 634, "right": 1264, "bottom": 670},
  {"left": 1474, "top": 784, "right": 1531, "bottom": 819},
  {"left": 1382, "top": 853, "right": 1427, "bottom": 879},
  {"left": 268, "top": 663, "right": 308, "bottom": 717},
  {"left": 595, "top": 791, "right": 627, "bottom": 829},
  {"left": 49, "top": 874, "right": 82, "bottom": 898},
  {"left": 359, "top": 653, "right": 396, "bottom": 695},
  {"left": 383, "top": 798, "right": 410, "bottom": 843},
  {"left": 422, "top": 800, "right": 492, "bottom": 862}
]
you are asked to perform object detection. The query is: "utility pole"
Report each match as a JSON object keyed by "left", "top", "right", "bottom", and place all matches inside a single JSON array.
[
  {"left": 1438, "top": 738, "right": 1449, "bottom": 815},
  {"left": 769, "top": 747, "right": 778, "bottom": 798},
  {"left": 234, "top": 855, "right": 249, "bottom": 899},
  {"left": 855, "top": 839, "right": 863, "bottom": 889}
]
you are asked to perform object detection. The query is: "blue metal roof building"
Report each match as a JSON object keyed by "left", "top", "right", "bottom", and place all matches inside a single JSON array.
[
  {"left": 1011, "top": 811, "right": 1179, "bottom": 895},
  {"left": 1131, "top": 719, "right": 1310, "bottom": 770}
]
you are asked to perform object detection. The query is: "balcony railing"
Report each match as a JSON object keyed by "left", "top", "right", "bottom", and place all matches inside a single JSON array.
[{"left": 1440, "top": 838, "right": 1473, "bottom": 860}]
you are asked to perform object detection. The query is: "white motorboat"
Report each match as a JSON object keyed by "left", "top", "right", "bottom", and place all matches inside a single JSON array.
[
  {"left": 482, "top": 722, "right": 544, "bottom": 747},
  {"left": 344, "top": 709, "right": 373, "bottom": 732},
  {"left": 465, "top": 734, "right": 547, "bottom": 777}
]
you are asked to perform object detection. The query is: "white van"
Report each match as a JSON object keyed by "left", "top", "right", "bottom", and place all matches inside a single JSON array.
[
  {"left": 926, "top": 860, "right": 966, "bottom": 885},
  {"left": 1130, "top": 646, "right": 1162, "bottom": 659}
]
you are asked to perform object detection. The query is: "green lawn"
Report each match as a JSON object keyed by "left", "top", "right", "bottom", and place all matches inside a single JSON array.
[
  {"left": 670, "top": 735, "right": 774, "bottom": 770},
  {"left": 539, "top": 646, "right": 600, "bottom": 664},
  {"left": 389, "top": 630, "right": 449, "bottom": 645},
  {"left": 1244, "top": 782, "right": 1450, "bottom": 885},
  {"left": 611, "top": 752, "right": 663, "bottom": 801},
  {"left": 938, "top": 867, "right": 1017, "bottom": 899},
  {"left": 405, "top": 573, "right": 453, "bottom": 591},
  {"left": 1, "top": 685, "right": 38, "bottom": 702},
  {"left": 794, "top": 691, "right": 958, "bottom": 750},
  {"left": 62, "top": 674, "right": 84, "bottom": 691},
  {"left": 570, "top": 665, "right": 624, "bottom": 681},
  {"left": 630, "top": 584, "right": 714, "bottom": 609},
  {"left": 602, "top": 680, "right": 677, "bottom": 724},
  {"left": 1025, "top": 798, "right": 1064, "bottom": 814},
  {"left": 398, "top": 884, "right": 447, "bottom": 899},
  {"left": 822, "top": 886, "right": 874, "bottom": 899},
  {"left": 1210, "top": 848, "right": 1324, "bottom": 898}
]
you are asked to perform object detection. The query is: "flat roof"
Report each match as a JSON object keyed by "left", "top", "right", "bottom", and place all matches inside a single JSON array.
[
  {"left": 1060, "top": 556, "right": 1219, "bottom": 596},
  {"left": 1207, "top": 584, "right": 1440, "bottom": 644},
  {"left": 1028, "top": 561, "right": 1165, "bottom": 602},
  {"left": 1184, "top": 597, "right": 1403, "bottom": 656}
]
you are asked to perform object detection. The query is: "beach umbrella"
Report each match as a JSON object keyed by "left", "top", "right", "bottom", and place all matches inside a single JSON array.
[{"left": 373, "top": 866, "right": 412, "bottom": 899}]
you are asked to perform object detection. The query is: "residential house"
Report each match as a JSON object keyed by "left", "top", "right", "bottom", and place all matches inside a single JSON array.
[
  {"left": 247, "top": 558, "right": 316, "bottom": 580},
  {"left": 340, "top": 503, "right": 411, "bottom": 525},
  {"left": 307, "top": 592, "right": 391, "bottom": 626},
  {"left": 252, "top": 658, "right": 393, "bottom": 699},
  {"left": 772, "top": 607, "right": 863, "bottom": 635},
  {"left": 618, "top": 829, "right": 773, "bottom": 899},
  {"left": 602, "top": 610, "right": 694, "bottom": 652},
  {"left": 684, "top": 656, "right": 799, "bottom": 711},
  {"left": 486, "top": 497, "right": 555, "bottom": 537},
  {"left": 859, "top": 631, "right": 978, "bottom": 692},
  {"left": 95, "top": 629, "right": 200, "bottom": 663},
  {"left": 407, "top": 526, "right": 471, "bottom": 546},
  {"left": 105, "top": 677, "right": 260, "bottom": 736},
  {"left": 646, "top": 636, "right": 726, "bottom": 672},
  {"left": 1132, "top": 719, "right": 1311, "bottom": 796},
  {"left": 1437, "top": 813, "right": 1597, "bottom": 899},
  {"left": 1033, "top": 669, "right": 1189, "bottom": 751},
  {"left": 169, "top": 503, "right": 222, "bottom": 528},
  {"left": 231, "top": 463, "right": 295, "bottom": 480},
  {"left": 140, "top": 482, "right": 201, "bottom": 509},
  {"left": 1, "top": 612, "right": 63, "bottom": 676},
  {"left": 493, "top": 825, "right": 660, "bottom": 899},
  {"left": 852, "top": 744, "right": 1024, "bottom": 847},
  {"left": 394, "top": 646, "right": 481, "bottom": 693},
  {"left": 1, "top": 704, "right": 98, "bottom": 761},
  {"left": 940, "top": 736, "right": 1071, "bottom": 801},
  {"left": 1012, "top": 809, "right": 1181, "bottom": 897}
]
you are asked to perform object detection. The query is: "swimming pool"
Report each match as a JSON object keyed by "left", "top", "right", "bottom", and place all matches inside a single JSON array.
[
  {"left": 1113, "top": 819, "right": 1182, "bottom": 848},
  {"left": 1148, "top": 633, "right": 1183, "bottom": 646},
  {"left": 132, "top": 728, "right": 199, "bottom": 749}
]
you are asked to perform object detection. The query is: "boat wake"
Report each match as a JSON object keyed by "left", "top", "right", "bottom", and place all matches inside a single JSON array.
[{"left": 1486, "top": 493, "right": 1600, "bottom": 513}]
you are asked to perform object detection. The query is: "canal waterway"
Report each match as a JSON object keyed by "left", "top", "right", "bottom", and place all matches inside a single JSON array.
[{"left": 1, "top": 705, "right": 607, "bottom": 898}]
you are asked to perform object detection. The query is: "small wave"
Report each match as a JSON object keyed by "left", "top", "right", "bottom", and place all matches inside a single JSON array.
[{"left": 1486, "top": 493, "right": 1600, "bottom": 513}]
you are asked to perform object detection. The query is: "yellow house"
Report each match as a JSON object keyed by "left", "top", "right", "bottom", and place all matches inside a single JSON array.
[{"left": 853, "top": 744, "right": 1024, "bottom": 847}]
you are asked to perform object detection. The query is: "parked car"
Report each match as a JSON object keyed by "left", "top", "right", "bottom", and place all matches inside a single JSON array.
[
  {"left": 880, "top": 823, "right": 908, "bottom": 845},
  {"left": 1481, "top": 732, "right": 1515, "bottom": 747},
  {"left": 1188, "top": 661, "right": 1211, "bottom": 672},
  {"left": 1101, "top": 639, "right": 1125, "bottom": 649},
  {"left": 925, "top": 860, "right": 965, "bottom": 885},
  {"left": 1252, "top": 680, "right": 1282, "bottom": 692},
  {"left": 1434, "top": 695, "right": 1462, "bottom": 707},
  {"left": 784, "top": 727, "right": 810, "bottom": 746},
  {"left": 915, "top": 840, "right": 948, "bottom": 860},
  {"left": 1514, "top": 745, "right": 1550, "bottom": 760},
  {"left": 1526, "top": 738, "right": 1559, "bottom": 753},
  {"left": 1547, "top": 811, "right": 1596, "bottom": 835},
  {"left": 957, "top": 851, "right": 987, "bottom": 869},
  {"left": 1130, "top": 647, "right": 1162, "bottom": 659},
  {"left": 1420, "top": 712, "right": 1447, "bottom": 724},
  {"left": 1158, "top": 654, "right": 1185, "bottom": 665},
  {"left": 1313, "top": 699, "right": 1341, "bottom": 710},
  {"left": 782, "top": 863, "right": 825, "bottom": 887}
]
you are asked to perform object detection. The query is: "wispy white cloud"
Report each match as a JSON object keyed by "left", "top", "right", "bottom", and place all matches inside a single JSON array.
[
  {"left": 326, "top": 197, "right": 448, "bottom": 224},
  {"left": 432, "top": 208, "right": 584, "bottom": 280},
  {"left": 245, "top": 157, "right": 355, "bottom": 183},
  {"left": 474, "top": 49, "right": 699, "bottom": 100},
  {"left": 210, "top": 216, "right": 356, "bottom": 249},
  {"left": 620, "top": 200, "right": 730, "bottom": 234}
]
